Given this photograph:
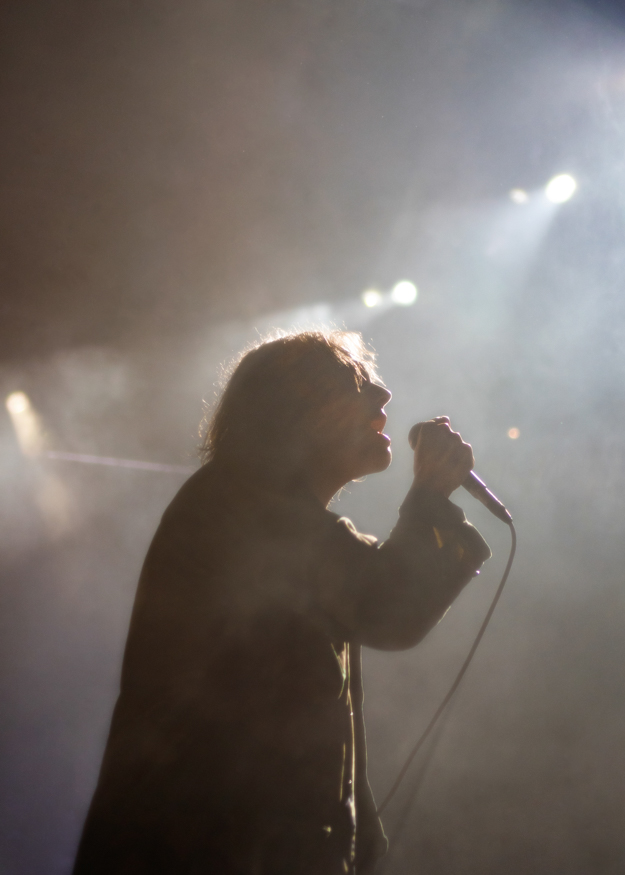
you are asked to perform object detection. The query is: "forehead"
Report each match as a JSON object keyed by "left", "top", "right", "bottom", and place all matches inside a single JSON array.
[{"left": 344, "top": 350, "right": 382, "bottom": 385}]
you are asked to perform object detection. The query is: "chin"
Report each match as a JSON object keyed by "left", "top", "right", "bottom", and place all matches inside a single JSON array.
[
  {"left": 379, "top": 448, "right": 393, "bottom": 471},
  {"left": 366, "top": 446, "right": 392, "bottom": 475}
]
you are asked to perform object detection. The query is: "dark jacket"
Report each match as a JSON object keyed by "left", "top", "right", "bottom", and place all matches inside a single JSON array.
[{"left": 73, "top": 462, "right": 490, "bottom": 875}]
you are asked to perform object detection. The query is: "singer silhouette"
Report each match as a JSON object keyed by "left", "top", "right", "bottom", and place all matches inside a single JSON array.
[{"left": 72, "top": 330, "right": 491, "bottom": 875}]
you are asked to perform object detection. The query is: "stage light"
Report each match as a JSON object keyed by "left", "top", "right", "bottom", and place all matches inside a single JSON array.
[
  {"left": 391, "top": 280, "right": 418, "bottom": 305},
  {"left": 545, "top": 174, "right": 577, "bottom": 204},
  {"left": 5, "top": 390, "right": 43, "bottom": 456},
  {"left": 361, "top": 289, "right": 383, "bottom": 308},
  {"left": 509, "top": 188, "right": 528, "bottom": 204},
  {"left": 6, "top": 391, "right": 30, "bottom": 415},
  {"left": 507, "top": 427, "right": 520, "bottom": 439},
  {"left": 5, "top": 390, "right": 72, "bottom": 534}
]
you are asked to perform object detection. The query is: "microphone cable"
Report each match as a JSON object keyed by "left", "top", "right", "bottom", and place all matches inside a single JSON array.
[
  {"left": 376, "top": 517, "right": 517, "bottom": 816},
  {"left": 379, "top": 700, "right": 455, "bottom": 875}
]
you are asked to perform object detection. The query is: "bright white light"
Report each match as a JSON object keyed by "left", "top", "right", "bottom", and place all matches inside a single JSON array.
[
  {"left": 545, "top": 174, "right": 577, "bottom": 204},
  {"left": 361, "top": 289, "right": 383, "bottom": 308},
  {"left": 508, "top": 427, "right": 520, "bottom": 440},
  {"left": 5, "top": 390, "right": 43, "bottom": 456},
  {"left": 391, "top": 280, "right": 418, "bottom": 306},
  {"left": 509, "top": 188, "right": 528, "bottom": 204},
  {"left": 6, "top": 391, "right": 30, "bottom": 415}
]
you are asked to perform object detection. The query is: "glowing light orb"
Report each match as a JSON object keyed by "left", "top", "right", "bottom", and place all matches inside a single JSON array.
[
  {"left": 5, "top": 391, "right": 43, "bottom": 456},
  {"left": 509, "top": 188, "right": 528, "bottom": 204},
  {"left": 507, "top": 427, "right": 520, "bottom": 440},
  {"left": 545, "top": 174, "right": 577, "bottom": 204},
  {"left": 6, "top": 391, "right": 30, "bottom": 415},
  {"left": 391, "top": 280, "right": 418, "bottom": 306},
  {"left": 361, "top": 289, "right": 383, "bottom": 308}
]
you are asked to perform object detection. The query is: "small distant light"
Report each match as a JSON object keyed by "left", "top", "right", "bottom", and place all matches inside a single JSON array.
[
  {"left": 509, "top": 188, "right": 528, "bottom": 204},
  {"left": 361, "top": 289, "right": 383, "bottom": 308},
  {"left": 545, "top": 174, "right": 577, "bottom": 204},
  {"left": 6, "top": 391, "right": 30, "bottom": 415},
  {"left": 507, "top": 427, "right": 520, "bottom": 440},
  {"left": 391, "top": 280, "right": 418, "bottom": 306}
]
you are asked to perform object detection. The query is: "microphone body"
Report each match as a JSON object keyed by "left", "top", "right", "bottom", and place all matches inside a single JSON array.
[
  {"left": 408, "top": 423, "right": 512, "bottom": 523},
  {"left": 459, "top": 470, "right": 512, "bottom": 523}
]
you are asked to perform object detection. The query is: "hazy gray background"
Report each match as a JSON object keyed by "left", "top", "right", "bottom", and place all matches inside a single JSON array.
[{"left": 1, "top": 0, "right": 625, "bottom": 872}]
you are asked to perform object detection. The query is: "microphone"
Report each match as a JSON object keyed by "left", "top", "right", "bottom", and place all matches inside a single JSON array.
[{"left": 408, "top": 424, "right": 512, "bottom": 524}]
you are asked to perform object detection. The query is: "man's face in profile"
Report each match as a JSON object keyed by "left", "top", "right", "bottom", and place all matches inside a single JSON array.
[{"left": 311, "top": 366, "right": 393, "bottom": 487}]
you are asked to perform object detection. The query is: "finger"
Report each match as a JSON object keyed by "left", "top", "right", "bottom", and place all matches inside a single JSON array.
[
  {"left": 419, "top": 420, "right": 453, "bottom": 446},
  {"left": 454, "top": 440, "right": 475, "bottom": 470}
]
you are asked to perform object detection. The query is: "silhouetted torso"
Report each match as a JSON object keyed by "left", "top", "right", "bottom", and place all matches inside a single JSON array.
[{"left": 73, "top": 461, "right": 489, "bottom": 875}]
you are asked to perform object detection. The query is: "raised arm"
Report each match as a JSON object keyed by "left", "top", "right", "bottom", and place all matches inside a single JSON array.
[{"left": 310, "top": 417, "right": 491, "bottom": 649}]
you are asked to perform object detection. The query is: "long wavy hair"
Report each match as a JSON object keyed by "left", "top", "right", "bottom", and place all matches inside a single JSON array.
[{"left": 199, "top": 329, "right": 380, "bottom": 485}]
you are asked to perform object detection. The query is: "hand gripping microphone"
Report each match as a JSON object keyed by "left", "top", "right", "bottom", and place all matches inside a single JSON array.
[{"left": 408, "top": 423, "right": 512, "bottom": 523}]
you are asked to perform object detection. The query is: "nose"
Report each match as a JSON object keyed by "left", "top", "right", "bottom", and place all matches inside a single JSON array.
[{"left": 373, "top": 383, "right": 392, "bottom": 407}]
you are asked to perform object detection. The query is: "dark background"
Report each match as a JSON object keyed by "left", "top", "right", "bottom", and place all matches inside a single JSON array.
[{"left": 1, "top": 1, "right": 625, "bottom": 872}]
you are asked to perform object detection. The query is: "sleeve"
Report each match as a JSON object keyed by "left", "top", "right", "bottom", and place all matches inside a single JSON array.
[{"left": 310, "top": 485, "right": 492, "bottom": 651}]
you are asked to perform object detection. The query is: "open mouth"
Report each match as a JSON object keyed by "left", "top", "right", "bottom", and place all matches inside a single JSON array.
[{"left": 370, "top": 414, "right": 388, "bottom": 435}]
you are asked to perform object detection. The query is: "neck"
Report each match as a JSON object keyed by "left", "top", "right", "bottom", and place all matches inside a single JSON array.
[
  {"left": 307, "top": 470, "right": 350, "bottom": 508},
  {"left": 214, "top": 455, "right": 349, "bottom": 508}
]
